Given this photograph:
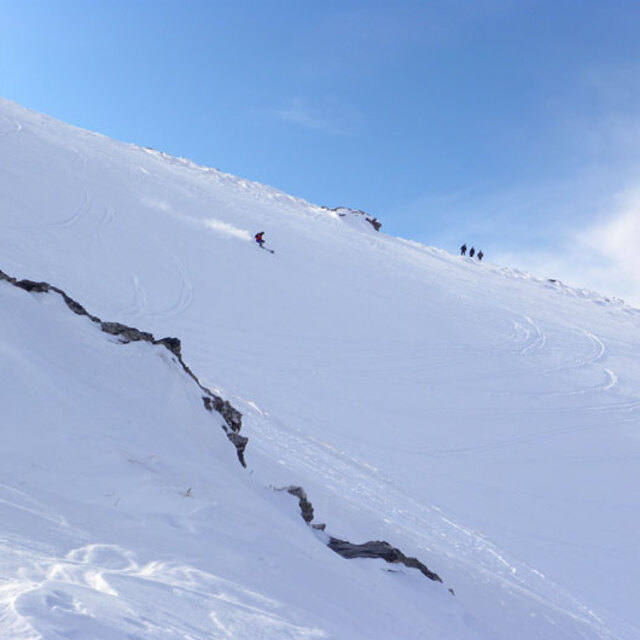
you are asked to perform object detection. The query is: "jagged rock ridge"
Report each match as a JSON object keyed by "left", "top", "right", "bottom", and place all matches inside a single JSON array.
[
  {"left": 0, "top": 268, "right": 248, "bottom": 466},
  {"left": 2, "top": 266, "right": 447, "bottom": 600},
  {"left": 279, "top": 485, "right": 444, "bottom": 586}
]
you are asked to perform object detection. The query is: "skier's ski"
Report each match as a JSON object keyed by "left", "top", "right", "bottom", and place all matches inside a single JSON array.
[{"left": 259, "top": 245, "right": 275, "bottom": 254}]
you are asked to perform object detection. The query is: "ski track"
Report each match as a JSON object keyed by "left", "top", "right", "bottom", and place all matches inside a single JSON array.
[
  {"left": 0, "top": 193, "right": 91, "bottom": 233},
  {"left": 150, "top": 251, "right": 193, "bottom": 319},
  {"left": 136, "top": 231, "right": 194, "bottom": 320},
  {"left": 92, "top": 203, "right": 148, "bottom": 320},
  {"left": 3, "top": 100, "right": 640, "bottom": 640},
  {"left": 538, "top": 328, "right": 607, "bottom": 375},
  {"left": 0, "top": 490, "right": 69, "bottom": 531},
  {"left": 106, "top": 232, "right": 193, "bottom": 320},
  {"left": 515, "top": 315, "right": 547, "bottom": 356},
  {"left": 0, "top": 114, "right": 22, "bottom": 136},
  {"left": 116, "top": 274, "right": 149, "bottom": 319},
  {"left": 479, "top": 315, "right": 617, "bottom": 399},
  {"left": 69, "top": 142, "right": 88, "bottom": 170},
  {"left": 257, "top": 315, "right": 616, "bottom": 401},
  {"left": 44, "top": 193, "right": 91, "bottom": 230},
  {"left": 521, "top": 326, "right": 619, "bottom": 396},
  {"left": 247, "top": 410, "right": 616, "bottom": 640},
  {"left": 97, "top": 205, "right": 117, "bottom": 248}
]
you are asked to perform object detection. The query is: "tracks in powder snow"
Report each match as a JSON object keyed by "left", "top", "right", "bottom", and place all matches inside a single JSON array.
[
  {"left": 480, "top": 313, "right": 619, "bottom": 398},
  {"left": 121, "top": 252, "right": 193, "bottom": 321},
  {"left": 0, "top": 192, "right": 91, "bottom": 233},
  {"left": 0, "top": 113, "right": 22, "bottom": 136},
  {"left": 241, "top": 404, "right": 615, "bottom": 640},
  {"left": 0, "top": 178, "right": 193, "bottom": 324}
]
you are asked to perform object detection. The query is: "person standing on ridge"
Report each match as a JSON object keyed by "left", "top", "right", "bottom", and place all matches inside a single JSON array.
[
  {"left": 469, "top": 246, "right": 475, "bottom": 258},
  {"left": 477, "top": 250, "right": 483, "bottom": 261},
  {"left": 460, "top": 243, "right": 467, "bottom": 256}
]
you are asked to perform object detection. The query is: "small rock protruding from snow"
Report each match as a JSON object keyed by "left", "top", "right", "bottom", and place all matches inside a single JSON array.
[{"left": 325, "top": 206, "right": 382, "bottom": 232}]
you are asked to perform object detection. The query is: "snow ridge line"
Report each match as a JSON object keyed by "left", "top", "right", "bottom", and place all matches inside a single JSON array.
[
  {"left": 0, "top": 268, "right": 248, "bottom": 466},
  {"left": 277, "top": 485, "right": 446, "bottom": 588}
]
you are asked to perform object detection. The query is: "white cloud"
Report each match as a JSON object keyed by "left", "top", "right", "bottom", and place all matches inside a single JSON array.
[
  {"left": 493, "top": 186, "right": 640, "bottom": 308},
  {"left": 578, "top": 188, "right": 640, "bottom": 303}
]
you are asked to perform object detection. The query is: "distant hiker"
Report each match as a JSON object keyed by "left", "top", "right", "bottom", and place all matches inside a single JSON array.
[
  {"left": 460, "top": 243, "right": 467, "bottom": 256},
  {"left": 469, "top": 247, "right": 475, "bottom": 258},
  {"left": 477, "top": 250, "right": 483, "bottom": 261}
]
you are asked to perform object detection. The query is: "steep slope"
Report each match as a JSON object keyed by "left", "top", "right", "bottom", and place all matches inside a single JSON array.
[
  {"left": 1, "top": 97, "right": 639, "bottom": 639},
  {"left": 0, "top": 272, "right": 474, "bottom": 640}
]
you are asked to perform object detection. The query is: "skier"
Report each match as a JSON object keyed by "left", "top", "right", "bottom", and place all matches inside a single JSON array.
[
  {"left": 477, "top": 250, "right": 483, "bottom": 261},
  {"left": 255, "top": 231, "right": 275, "bottom": 253},
  {"left": 469, "top": 247, "right": 475, "bottom": 258},
  {"left": 460, "top": 243, "right": 467, "bottom": 256}
]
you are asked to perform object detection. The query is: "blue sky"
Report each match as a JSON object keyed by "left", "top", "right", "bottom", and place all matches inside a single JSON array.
[{"left": 2, "top": 0, "right": 640, "bottom": 303}]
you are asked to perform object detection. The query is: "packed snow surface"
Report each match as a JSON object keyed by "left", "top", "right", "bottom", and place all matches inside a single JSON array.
[{"left": 0, "top": 97, "right": 639, "bottom": 639}]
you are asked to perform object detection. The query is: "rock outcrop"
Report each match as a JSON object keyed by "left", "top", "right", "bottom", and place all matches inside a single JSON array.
[
  {"left": 325, "top": 206, "right": 382, "bottom": 232},
  {"left": 0, "top": 268, "right": 247, "bottom": 466},
  {"left": 328, "top": 538, "right": 442, "bottom": 582},
  {"left": 277, "top": 484, "right": 445, "bottom": 586},
  {"left": 3, "top": 267, "right": 446, "bottom": 595},
  {"left": 277, "top": 486, "right": 318, "bottom": 525}
]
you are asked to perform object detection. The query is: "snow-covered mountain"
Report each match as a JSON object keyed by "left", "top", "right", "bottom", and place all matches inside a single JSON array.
[{"left": 1, "top": 97, "right": 639, "bottom": 640}]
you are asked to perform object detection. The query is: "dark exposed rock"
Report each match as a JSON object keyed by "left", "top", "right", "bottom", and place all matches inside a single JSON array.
[
  {"left": 15, "top": 279, "right": 51, "bottom": 293},
  {"left": 202, "top": 396, "right": 242, "bottom": 433},
  {"left": 226, "top": 432, "right": 248, "bottom": 467},
  {"left": 56, "top": 290, "right": 92, "bottom": 317},
  {"left": 202, "top": 396, "right": 247, "bottom": 467},
  {"left": 328, "top": 537, "right": 442, "bottom": 583},
  {"left": 3, "top": 265, "right": 448, "bottom": 596},
  {"left": 280, "top": 483, "right": 446, "bottom": 587},
  {"left": 154, "top": 336, "right": 182, "bottom": 358},
  {"left": 1, "top": 267, "right": 247, "bottom": 467},
  {"left": 324, "top": 206, "right": 382, "bottom": 232},
  {"left": 211, "top": 397, "right": 242, "bottom": 432},
  {"left": 279, "top": 486, "right": 316, "bottom": 524},
  {"left": 101, "top": 322, "right": 155, "bottom": 343},
  {"left": 367, "top": 216, "right": 382, "bottom": 231}
]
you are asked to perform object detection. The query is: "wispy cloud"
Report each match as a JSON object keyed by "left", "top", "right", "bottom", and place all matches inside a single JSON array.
[
  {"left": 577, "top": 188, "right": 640, "bottom": 304},
  {"left": 396, "top": 57, "right": 640, "bottom": 308},
  {"left": 492, "top": 185, "right": 640, "bottom": 307},
  {"left": 397, "top": 167, "right": 640, "bottom": 307},
  {"left": 267, "top": 97, "right": 359, "bottom": 136}
]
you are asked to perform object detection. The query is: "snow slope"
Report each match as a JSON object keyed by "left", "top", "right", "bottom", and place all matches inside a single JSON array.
[{"left": 1, "top": 97, "right": 639, "bottom": 639}]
